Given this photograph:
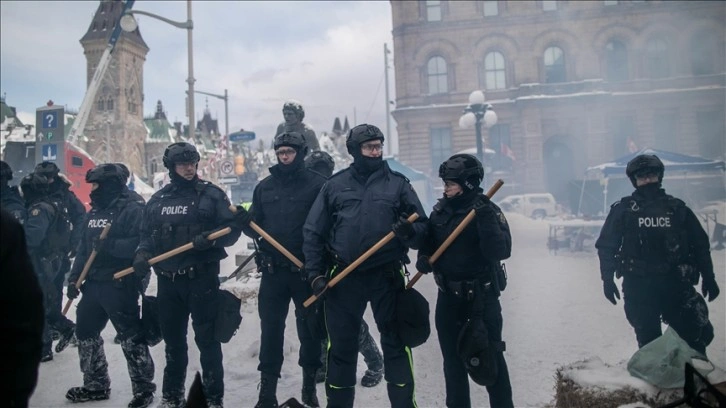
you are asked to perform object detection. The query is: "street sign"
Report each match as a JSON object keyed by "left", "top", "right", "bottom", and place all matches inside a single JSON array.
[
  {"left": 35, "top": 105, "right": 65, "bottom": 171},
  {"left": 41, "top": 144, "right": 58, "bottom": 161},
  {"left": 229, "top": 130, "right": 255, "bottom": 142},
  {"left": 218, "top": 176, "right": 239, "bottom": 185},
  {"left": 219, "top": 159, "right": 234, "bottom": 177}
]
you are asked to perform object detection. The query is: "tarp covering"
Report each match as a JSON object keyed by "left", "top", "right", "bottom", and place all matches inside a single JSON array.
[{"left": 586, "top": 148, "right": 725, "bottom": 178}]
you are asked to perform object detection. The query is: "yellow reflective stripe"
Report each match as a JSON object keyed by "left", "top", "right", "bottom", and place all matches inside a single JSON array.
[{"left": 240, "top": 201, "right": 252, "bottom": 210}]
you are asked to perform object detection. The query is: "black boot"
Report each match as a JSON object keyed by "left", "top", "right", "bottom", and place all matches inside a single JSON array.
[
  {"left": 128, "top": 391, "right": 154, "bottom": 408},
  {"left": 55, "top": 324, "right": 75, "bottom": 353},
  {"left": 254, "top": 373, "right": 278, "bottom": 408},
  {"left": 65, "top": 386, "right": 111, "bottom": 403},
  {"left": 301, "top": 369, "right": 319, "bottom": 408}
]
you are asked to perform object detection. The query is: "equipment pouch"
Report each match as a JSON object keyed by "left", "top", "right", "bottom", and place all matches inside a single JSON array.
[{"left": 496, "top": 263, "right": 508, "bottom": 292}]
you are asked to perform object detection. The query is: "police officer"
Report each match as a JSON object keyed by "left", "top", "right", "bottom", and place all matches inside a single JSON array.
[
  {"left": 34, "top": 161, "right": 85, "bottom": 349},
  {"left": 238, "top": 132, "right": 326, "bottom": 408},
  {"left": 20, "top": 172, "right": 75, "bottom": 362},
  {"left": 1, "top": 160, "right": 26, "bottom": 223},
  {"left": 303, "top": 124, "right": 427, "bottom": 408},
  {"left": 64, "top": 164, "right": 156, "bottom": 407},
  {"left": 134, "top": 142, "right": 241, "bottom": 408},
  {"left": 304, "top": 150, "right": 385, "bottom": 388},
  {"left": 415, "top": 154, "right": 513, "bottom": 408},
  {"left": 596, "top": 154, "right": 719, "bottom": 354},
  {"left": 275, "top": 100, "right": 320, "bottom": 153}
]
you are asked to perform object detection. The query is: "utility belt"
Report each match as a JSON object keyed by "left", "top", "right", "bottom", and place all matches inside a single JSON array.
[
  {"left": 618, "top": 257, "right": 674, "bottom": 277},
  {"left": 329, "top": 251, "right": 401, "bottom": 275},
  {"left": 256, "top": 252, "right": 300, "bottom": 275},
  {"left": 156, "top": 262, "right": 217, "bottom": 281},
  {"left": 436, "top": 276, "right": 493, "bottom": 301}
]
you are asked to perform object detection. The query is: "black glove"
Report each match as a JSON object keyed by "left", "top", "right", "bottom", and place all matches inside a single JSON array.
[
  {"left": 133, "top": 251, "right": 152, "bottom": 278},
  {"left": 192, "top": 231, "right": 214, "bottom": 251},
  {"left": 603, "top": 279, "right": 620, "bottom": 305},
  {"left": 234, "top": 205, "right": 253, "bottom": 228},
  {"left": 310, "top": 276, "right": 329, "bottom": 300},
  {"left": 67, "top": 282, "right": 80, "bottom": 300},
  {"left": 416, "top": 255, "right": 433, "bottom": 274},
  {"left": 702, "top": 276, "right": 720, "bottom": 302},
  {"left": 392, "top": 214, "right": 415, "bottom": 239},
  {"left": 473, "top": 195, "right": 493, "bottom": 214}
]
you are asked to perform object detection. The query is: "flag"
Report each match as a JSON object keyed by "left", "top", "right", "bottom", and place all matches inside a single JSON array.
[
  {"left": 501, "top": 142, "right": 516, "bottom": 161},
  {"left": 627, "top": 137, "right": 639, "bottom": 153}
]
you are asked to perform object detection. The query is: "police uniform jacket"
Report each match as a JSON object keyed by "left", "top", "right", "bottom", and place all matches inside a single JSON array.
[
  {"left": 50, "top": 181, "right": 87, "bottom": 250},
  {"left": 246, "top": 164, "right": 326, "bottom": 266},
  {"left": 68, "top": 191, "right": 143, "bottom": 283},
  {"left": 1, "top": 185, "right": 26, "bottom": 223},
  {"left": 23, "top": 196, "right": 68, "bottom": 257},
  {"left": 595, "top": 187, "right": 714, "bottom": 282},
  {"left": 303, "top": 161, "right": 427, "bottom": 278},
  {"left": 419, "top": 191, "right": 511, "bottom": 283},
  {"left": 138, "top": 178, "right": 241, "bottom": 272}
]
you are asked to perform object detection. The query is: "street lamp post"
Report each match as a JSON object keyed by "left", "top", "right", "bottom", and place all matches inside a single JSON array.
[
  {"left": 458, "top": 90, "right": 498, "bottom": 163},
  {"left": 120, "top": 0, "right": 195, "bottom": 137},
  {"left": 193, "top": 89, "right": 228, "bottom": 136}
]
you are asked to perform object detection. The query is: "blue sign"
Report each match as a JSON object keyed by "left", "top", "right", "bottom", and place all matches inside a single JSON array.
[
  {"left": 42, "top": 111, "right": 59, "bottom": 129},
  {"left": 229, "top": 131, "right": 256, "bottom": 142},
  {"left": 41, "top": 144, "right": 58, "bottom": 161}
]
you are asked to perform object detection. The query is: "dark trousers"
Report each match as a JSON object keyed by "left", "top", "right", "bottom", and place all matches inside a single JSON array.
[
  {"left": 51, "top": 255, "right": 75, "bottom": 333},
  {"left": 31, "top": 254, "right": 71, "bottom": 354},
  {"left": 157, "top": 267, "right": 223, "bottom": 404},
  {"left": 435, "top": 290, "right": 513, "bottom": 408},
  {"left": 324, "top": 266, "right": 416, "bottom": 408},
  {"left": 258, "top": 267, "right": 321, "bottom": 376},
  {"left": 622, "top": 275, "right": 714, "bottom": 354},
  {"left": 75, "top": 279, "right": 155, "bottom": 394}
]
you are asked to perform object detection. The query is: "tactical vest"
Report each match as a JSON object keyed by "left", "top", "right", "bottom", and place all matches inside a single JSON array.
[
  {"left": 619, "top": 195, "right": 688, "bottom": 270},
  {"left": 150, "top": 184, "right": 215, "bottom": 253},
  {"left": 84, "top": 199, "right": 125, "bottom": 273}
]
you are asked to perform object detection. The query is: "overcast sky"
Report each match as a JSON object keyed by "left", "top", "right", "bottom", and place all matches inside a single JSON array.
[{"left": 0, "top": 0, "right": 396, "bottom": 147}]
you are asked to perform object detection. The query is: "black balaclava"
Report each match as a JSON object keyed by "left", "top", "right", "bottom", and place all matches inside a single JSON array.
[
  {"left": 90, "top": 180, "right": 124, "bottom": 209},
  {"left": 635, "top": 182, "right": 662, "bottom": 200},
  {"left": 169, "top": 164, "right": 199, "bottom": 188},
  {"left": 275, "top": 144, "right": 305, "bottom": 177},
  {"left": 442, "top": 181, "right": 481, "bottom": 209},
  {"left": 351, "top": 138, "right": 384, "bottom": 177}
]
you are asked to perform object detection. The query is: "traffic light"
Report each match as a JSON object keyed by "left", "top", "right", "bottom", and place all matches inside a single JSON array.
[{"left": 234, "top": 155, "right": 245, "bottom": 176}]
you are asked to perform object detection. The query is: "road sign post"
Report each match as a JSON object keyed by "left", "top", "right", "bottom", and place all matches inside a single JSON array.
[{"left": 35, "top": 103, "right": 66, "bottom": 173}]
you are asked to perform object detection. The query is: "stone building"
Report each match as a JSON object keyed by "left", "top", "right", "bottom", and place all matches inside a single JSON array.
[
  {"left": 390, "top": 0, "right": 725, "bottom": 205},
  {"left": 79, "top": 0, "right": 149, "bottom": 177}
]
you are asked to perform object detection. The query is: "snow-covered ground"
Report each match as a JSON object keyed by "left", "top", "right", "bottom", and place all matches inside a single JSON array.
[{"left": 29, "top": 213, "right": 726, "bottom": 407}]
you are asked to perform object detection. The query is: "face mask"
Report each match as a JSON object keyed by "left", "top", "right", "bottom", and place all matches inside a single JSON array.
[
  {"left": 354, "top": 156, "right": 384, "bottom": 174},
  {"left": 90, "top": 181, "right": 123, "bottom": 208},
  {"left": 635, "top": 183, "right": 661, "bottom": 198}
]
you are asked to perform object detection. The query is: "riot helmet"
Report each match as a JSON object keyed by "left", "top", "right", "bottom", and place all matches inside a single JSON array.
[
  {"left": 626, "top": 154, "right": 664, "bottom": 187},
  {"left": 274, "top": 131, "right": 308, "bottom": 157},
  {"left": 162, "top": 142, "right": 200, "bottom": 170},
  {"left": 282, "top": 100, "right": 305, "bottom": 121},
  {"left": 305, "top": 150, "right": 335, "bottom": 177},
  {"left": 0, "top": 160, "right": 12, "bottom": 181},
  {"left": 345, "top": 124, "right": 385, "bottom": 155},
  {"left": 86, "top": 163, "right": 125, "bottom": 185},
  {"left": 439, "top": 154, "right": 484, "bottom": 191},
  {"left": 34, "top": 161, "right": 61, "bottom": 177},
  {"left": 20, "top": 173, "right": 50, "bottom": 202},
  {"left": 115, "top": 163, "right": 131, "bottom": 183},
  {"left": 457, "top": 319, "right": 499, "bottom": 387}
]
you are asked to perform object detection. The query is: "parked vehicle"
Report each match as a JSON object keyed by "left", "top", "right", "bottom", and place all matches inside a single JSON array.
[{"left": 497, "top": 193, "right": 557, "bottom": 219}]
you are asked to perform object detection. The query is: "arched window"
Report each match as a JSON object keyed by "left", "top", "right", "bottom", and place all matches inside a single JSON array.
[
  {"left": 427, "top": 56, "right": 448, "bottom": 94},
  {"left": 106, "top": 98, "right": 114, "bottom": 110},
  {"left": 690, "top": 32, "right": 716, "bottom": 75},
  {"left": 97, "top": 99, "right": 105, "bottom": 111},
  {"left": 483, "top": 52, "right": 506, "bottom": 90},
  {"left": 645, "top": 38, "right": 669, "bottom": 79},
  {"left": 544, "top": 46, "right": 566, "bottom": 83},
  {"left": 605, "top": 40, "right": 628, "bottom": 81}
]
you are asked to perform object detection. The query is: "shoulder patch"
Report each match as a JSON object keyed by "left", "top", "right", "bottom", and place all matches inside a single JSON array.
[{"left": 31, "top": 208, "right": 40, "bottom": 216}]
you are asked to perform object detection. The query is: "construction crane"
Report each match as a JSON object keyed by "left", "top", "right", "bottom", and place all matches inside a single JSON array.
[{"left": 66, "top": 0, "right": 136, "bottom": 145}]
